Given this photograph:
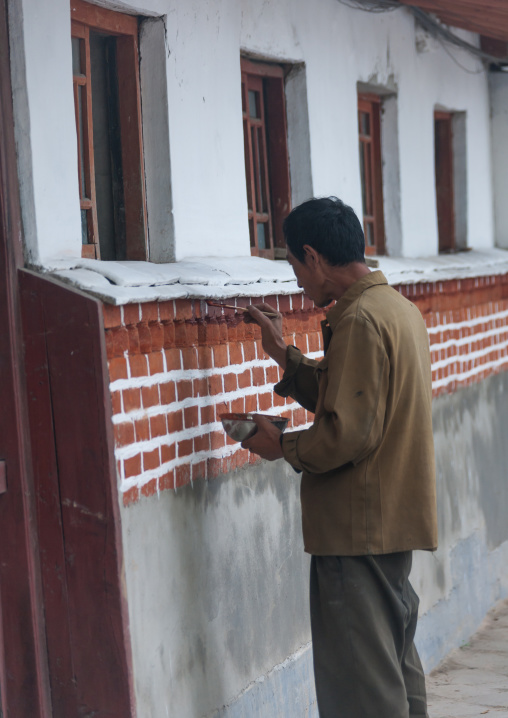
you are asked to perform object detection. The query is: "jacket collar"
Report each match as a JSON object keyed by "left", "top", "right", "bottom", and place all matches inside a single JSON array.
[{"left": 324, "top": 270, "right": 388, "bottom": 332}]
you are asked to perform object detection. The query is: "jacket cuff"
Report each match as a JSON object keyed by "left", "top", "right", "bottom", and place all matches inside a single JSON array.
[
  {"left": 274, "top": 345, "right": 303, "bottom": 397},
  {"left": 280, "top": 430, "right": 304, "bottom": 472}
]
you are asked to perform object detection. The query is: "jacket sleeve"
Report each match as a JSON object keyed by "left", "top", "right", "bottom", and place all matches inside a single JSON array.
[
  {"left": 280, "top": 314, "right": 389, "bottom": 474},
  {"left": 274, "top": 345, "right": 320, "bottom": 413}
]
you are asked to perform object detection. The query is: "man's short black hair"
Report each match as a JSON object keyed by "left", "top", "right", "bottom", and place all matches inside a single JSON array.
[{"left": 283, "top": 197, "right": 366, "bottom": 266}]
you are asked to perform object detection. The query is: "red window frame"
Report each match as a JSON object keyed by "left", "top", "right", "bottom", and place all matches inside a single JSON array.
[
  {"left": 434, "top": 111, "right": 456, "bottom": 253},
  {"left": 71, "top": 0, "right": 147, "bottom": 260},
  {"left": 241, "top": 58, "right": 291, "bottom": 260},
  {"left": 358, "top": 94, "right": 386, "bottom": 256}
]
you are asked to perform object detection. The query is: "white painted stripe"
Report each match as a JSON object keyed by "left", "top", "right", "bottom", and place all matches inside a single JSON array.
[
  {"left": 119, "top": 420, "right": 314, "bottom": 492},
  {"left": 432, "top": 355, "right": 508, "bottom": 390},
  {"left": 430, "top": 325, "right": 508, "bottom": 353},
  {"left": 427, "top": 309, "right": 508, "bottom": 334},
  {"left": 431, "top": 337, "right": 508, "bottom": 371}
]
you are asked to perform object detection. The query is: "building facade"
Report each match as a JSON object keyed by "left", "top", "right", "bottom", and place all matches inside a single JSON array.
[{"left": 1, "top": 0, "right": 508, "bottom": 715}]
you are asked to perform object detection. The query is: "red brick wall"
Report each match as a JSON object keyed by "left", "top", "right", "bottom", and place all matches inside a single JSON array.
[{"left": 103, "top": 274, "right": 508, "bottom": 505}]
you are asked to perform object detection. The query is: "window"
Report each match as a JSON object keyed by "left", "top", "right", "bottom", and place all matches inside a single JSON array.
[
  {"left": 434, "top": 111, "right": 456, "bottom": 253},
  {"left": 71, "top": 0, "right": 146, "bottom": 260},
  {"left": 358, "top": 94, "right": 385, "bottom": 255},
  {"left": 241, "top": 58, "right": 291, "bottom": 260}
]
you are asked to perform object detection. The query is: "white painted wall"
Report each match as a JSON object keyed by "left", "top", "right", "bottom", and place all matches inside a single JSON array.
[{"left": 8, "top": 0, "right": 497, "bottom": 264}]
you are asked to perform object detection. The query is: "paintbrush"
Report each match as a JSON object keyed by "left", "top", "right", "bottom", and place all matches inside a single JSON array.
[{"left": 206, "top": 300, "right": 278, "bottom": 318}]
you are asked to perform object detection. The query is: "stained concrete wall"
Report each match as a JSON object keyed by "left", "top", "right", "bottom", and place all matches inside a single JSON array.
[
  {"left": 8, "top": 0, "right": 495, "bottom": 263},
  {"left": 120, "top": 370, "right": 508, "bottom": 717}
]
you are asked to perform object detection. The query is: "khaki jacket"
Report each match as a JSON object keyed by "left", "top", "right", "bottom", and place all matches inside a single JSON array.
[{"left": 276, "top": 271, "right": 438, "bottom": 556}]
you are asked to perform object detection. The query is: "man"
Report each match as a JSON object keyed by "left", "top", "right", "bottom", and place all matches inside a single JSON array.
[{"left": 243, "top": 197, "right": 437, "bottom": 718}]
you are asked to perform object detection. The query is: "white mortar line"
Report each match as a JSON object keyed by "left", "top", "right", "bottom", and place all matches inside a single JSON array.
[
  {"left": 432, "top": 355, "right": 508, "bottom": 390},
  {"left": 119, "top": 420, "right": 314, "bottom": 492},
  {"left": 427, "top": 308, "right": 508, "bottom": 334},
  {"left": 430, "top": 325, "right": 508, "bottom": 353},
  {"left": 431, "top": 337, "right": 508, "bottom": 371}
]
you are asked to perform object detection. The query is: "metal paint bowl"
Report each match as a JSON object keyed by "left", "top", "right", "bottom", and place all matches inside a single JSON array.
[{"left": 220, "top": 412, "right": 289, "bottom": 443}]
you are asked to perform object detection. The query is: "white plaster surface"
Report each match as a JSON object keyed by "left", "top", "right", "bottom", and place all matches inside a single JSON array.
[
  {"left": 9, "top": 0, "right": 499, "bottom": 265},
  {"left": 48, "top": 249, "right": 508, "bottom": 305}
]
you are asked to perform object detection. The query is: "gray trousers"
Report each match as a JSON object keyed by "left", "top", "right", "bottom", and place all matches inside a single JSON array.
[{"left": 310, "top": 552, "right": 428, "bottom": 718}]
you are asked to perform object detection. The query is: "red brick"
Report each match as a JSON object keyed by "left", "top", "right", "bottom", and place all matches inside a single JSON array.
[
  {"left": 207, "top": 375, "right": 223, "bottom": 396},
  {"left": 123, "top": 303, "right": 141, "bottom": 326},
  {"left": 105, "top": 331, "right": 115, "bottom": 360},
  {"left": 167, "top": 411, "right": 183, "bottom": 433},
  {"left": 142, "top": 385, "right": 159, "bottom": 408},
  {"left": 257, "top": 393, "right": 272, "bottom": 412},
  {"left": 130, "top": 354, "right": 148, "bottom": 378},
  {"left": 159, "top": 301, "right": 175, "bottom": 322},
  {"left": 124, "top": 454, "right": 142, "bottom": 478},
  {"left": 278, "top": 295, "right": 291, "bottom": 314},
  {"left": 102, "top": 304, "right": 122, "bottom": 329},
  {"left": 150, "top": 414, "right": 167, "bottom": 438},
  {"left": 237, "top": 370, "right": 250, "bottom": 389},
  {"left": 114, "top": 422, "right": 134, "bottom": 447},
  {"left": 204, "top": 322, "right": 220, "bottom": 345},
  {"left": 110, "top": 327, "right": 129, "bottom": 357},
  {"left": 109, "top": 357, "right": 128, "bottom": 381},
  {"left": 193, "top": 378, "right": 208, "bottom": 398},
  {"left": 150, "top": 323, "right": 164, "bottom": 352},
  {"left": 135, "top": 417, "right": 150, "bottom": 442},
  {"left": 192, "top": 461, "right": 207, "bottom": 481},
  {"left": 228, "top": 342, "right": 243, "bottom": 365},
  {"left": 174, "top": 299, "right": 194, "bottom": 321},
  {"left": 252, "top": 367, "right": 265, "bottom": 386},
  {"left": 194, "top": 434, "right": 210, "bottom": 453},
  {"left": 160, "top": 381, "right": 176, "bottom": 405},
  {"left": 243, "top": 342, "right": 256, "bottom": 361},
  {"left": 200, "top": 405, "right": 215, "bottom": 425},
  {"left": 165, "top": 348, "right": 181, "bottom": 371},
  {"left": 161, "top": 442, "right": 176, "bottom": 464},
  {"left": 266, "top": 366, "right": 279, "bottom": 384},
  {"left": 143, "top": 448, "right": 160, "bottom": 471},
  {"left": 138, "top": 324, "right": 152, "bottom": 354},
  {"left": 212, "top": 344, "right": 228, "bottom": 368},
  {"left": 210, "top": 431, "right": 225, "bottom": 450},
  {"left": 128, "top": 326, "right": 140, "bottom": 354},
  {"left": 293, "top": 407, "right": 306, "bottom": 426},
  {"left": 207, "top": 457, "right": 222, "bottom": 479},
  {"left": 175, "top": 463, "right": 191, "bottom": 487},
  {"left": 159, "top": 471, "right": 175, "bottom": 491},
  {"left": 123, "top": 486, "right": 139, "bottom": 506},
  {"left": 197, "top": 345, "right": 213, "bottom": 368},
  {"left": 141, "top": 479, "right": 158, "bottom": 498},
  {"left": 111, "top": 391, "right": 122, "bottom": 415},
  {"left": 273, "top": 393, "right": 285, "bottom": 407},
  {"left": 218, "top": 321, "right": 228, "bottom": 343},
  {"left": 181, "top": 347, "right": 198, "bottom": 370},
  {"left": 148, "top": 351, "right": 163, "bottom": 375},
  {"left": 231, "top": 397, "right": 245, "bottom": 414},
  {"left": 184, "top": 405, "right": 199, "bottom": 429},
  {"left": 245, "top": 394, "right": 257, "bottom": 413},
  {"left": 223, "top": 372, "right": 238, "bottom": 393},
  {"left": 141, "top": 301, "right": 158, "bottom": 324},
  {"left": 178, "top": 438, "right": 194, "bottom": 458},
  {"left": 177, "top": 380, "right": 193, "bottom": 401},
  {"left": 163, "top": 321, "right": 176, "bottom": 348},
  {"left": 215, "top": 401, "right": 230, "bottom": 421}
]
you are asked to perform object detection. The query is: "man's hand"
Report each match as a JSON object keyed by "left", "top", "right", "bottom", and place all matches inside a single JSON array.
[
  {"left": 241, "top": 414, "right": 284, "bottom": 461},
  {"left": 245, "top": 303, "right": 287, "bottom": 369}
]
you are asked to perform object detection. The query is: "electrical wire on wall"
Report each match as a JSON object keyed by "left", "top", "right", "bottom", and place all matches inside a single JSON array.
[{"left": 336, "top": 0, "right": 508, "bottom": 68}]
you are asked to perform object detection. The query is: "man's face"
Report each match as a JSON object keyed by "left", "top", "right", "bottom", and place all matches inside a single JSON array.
[{"left": 286, "top": 247, "right": 332, "bottom": 308}]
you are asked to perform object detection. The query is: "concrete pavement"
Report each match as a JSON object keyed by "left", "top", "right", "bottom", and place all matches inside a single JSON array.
[{"left": 426, "top": 598, "right": 508, "bottom": 717}]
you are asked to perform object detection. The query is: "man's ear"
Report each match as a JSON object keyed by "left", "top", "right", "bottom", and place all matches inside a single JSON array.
[{"left": 302, "top": 244, "right": 322, "bottom": 268}]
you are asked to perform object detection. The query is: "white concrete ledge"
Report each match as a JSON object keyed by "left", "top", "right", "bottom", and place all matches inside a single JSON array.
[{"left": 38, "top": 248, "right": 508, "bottom": 305}]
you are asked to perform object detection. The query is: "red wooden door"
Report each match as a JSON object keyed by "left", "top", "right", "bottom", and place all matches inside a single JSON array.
[{"left": 0, "top": 0, "right": 52, "bottom": 714}]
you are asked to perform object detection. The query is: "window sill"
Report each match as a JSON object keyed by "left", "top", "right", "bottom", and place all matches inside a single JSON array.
[{"left": 33, "top": 248, "right": 508, "bottom": 306}]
